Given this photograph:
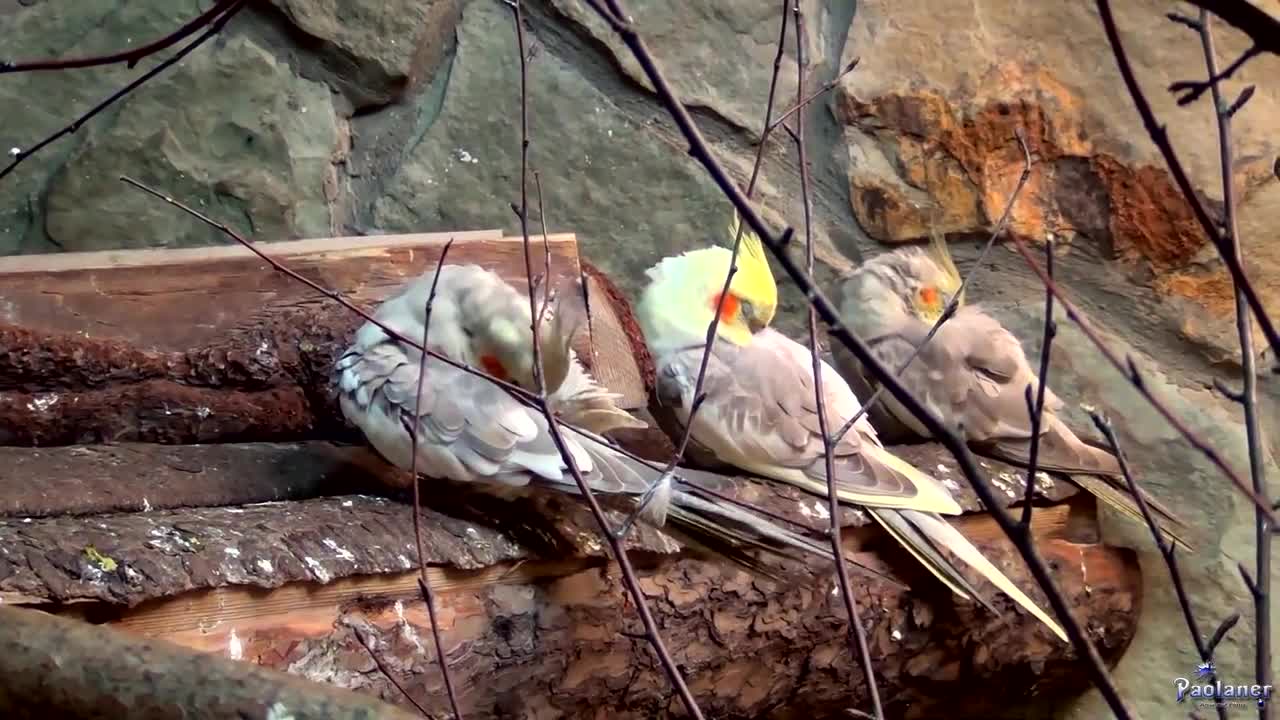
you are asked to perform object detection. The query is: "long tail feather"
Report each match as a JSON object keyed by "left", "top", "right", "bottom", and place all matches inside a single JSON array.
[
  {"left": 901, "top": 509, "right": 1068, "bottom": 642},
  {"left": 867, "top": 508, "right": 993, "bottom": 609}
]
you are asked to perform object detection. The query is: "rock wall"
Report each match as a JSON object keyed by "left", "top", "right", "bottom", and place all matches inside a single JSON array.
[{"left": 2, "top": 1, "right": 1278, "bottom": 718}]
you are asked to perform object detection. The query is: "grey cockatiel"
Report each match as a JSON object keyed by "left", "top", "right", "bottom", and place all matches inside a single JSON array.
[
  {"left": 635, "top": 213, "right": 1068, "bottom": 642},
  {"left": 333, "top": 262, "right": 849, "bottom": 576},
  {"left": 833, "top": 236, "right": 1191, "bottom": 550}
]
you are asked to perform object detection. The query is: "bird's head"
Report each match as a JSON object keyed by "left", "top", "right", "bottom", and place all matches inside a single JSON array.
[
  {"left": 909, "top": 229, "right": 964, "bottom": 323},
  {"left": 637, "top": 210, "right": 777, "bottom": 350}
]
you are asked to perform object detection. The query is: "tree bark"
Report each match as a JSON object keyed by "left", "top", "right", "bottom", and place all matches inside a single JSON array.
[{"left": 0, "top": 604, "right": 422, "bottom": 720}]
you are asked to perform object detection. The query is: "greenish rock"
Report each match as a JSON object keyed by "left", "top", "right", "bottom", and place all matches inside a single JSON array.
[
  {"left": 547, "top": 0, "right": 829, "bottom": 137},
  {"left": 268, "top": 0, "right": 461, "bottom": 108},
  {"left": 42, "top": 34, "right": 341, "bottom": 251},
  {"left": 0, "top": 0, "right": 209, "bottom": 253},
  {"left": 374, "top": 0, "right": 747, "bottom": 300}
]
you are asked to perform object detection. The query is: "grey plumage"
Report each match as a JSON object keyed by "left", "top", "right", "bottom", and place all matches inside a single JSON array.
[
  {"left": 835, "top": 244, "right": 1192, "bottom": 551},
  {"left": 333, "top": 263, "right": 851, "bottom": 576}
]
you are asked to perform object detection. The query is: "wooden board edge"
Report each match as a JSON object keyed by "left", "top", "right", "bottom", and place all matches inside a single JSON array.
[{"left": 0, "top": 229, "right": 514, "bottom": 274}]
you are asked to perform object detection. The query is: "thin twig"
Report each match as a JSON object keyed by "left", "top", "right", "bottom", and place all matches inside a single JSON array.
[
  {"left": 0, "top": 0, "right": 248, "bottom": 183},
  {"left": 350, "top": 622, "right": 438, "bottom": 719},
  {"left": 407, "top": 239, "right": 465, "bottom": 720},
  {"left": 996, "top": 212, "right": 1276, "bottom": 525},
  {"left": 657, "top": 0, "right": 790, "bottom": 478},
  {"left": 1019, "top": 236, "right": 1056, "bottom": 527},
  {"left": 117, "top": 178, "right": 542, "bottom": 405},
  {"left": 1095, "top": 0, "right": 1280, "bottom": 370},
  {"left": 0, "top": 0, "right": 241, "bottom": 73},
  {"left": 573, "top": 6, "right": 1136, "bottom": 711},
  {"left": 764, "top": 58, "right": 861, "bottom": 141},
  {"left": 505, "top": 4, "right": 704, "bottom": 717},
  {"left": 1090, "top": 413, "right": 1230, "bottom": 720},
  {"left": 831, "top": 129, "right": 1034, "bottom": 445},
  {"left": 1177, "top": 1, "right": 1280, "bottom": 57},
  {"left": 792, "top": 7, "right": 883, "bottom": 716},
  {"left": 1193, "top": 10, "right": 1271, "bottom": 716},
  {"left": 533, "top": 171, "right": 554, "bottom": 334}
]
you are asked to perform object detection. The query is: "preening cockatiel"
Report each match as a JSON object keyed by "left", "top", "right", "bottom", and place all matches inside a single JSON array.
[
  {"left": 333, "top": 262, "right": 848, "bottom": 576},
  {"left": 833, "top": 235, "right": 1191, "bottom": 551},
  {"left": 635, "top": 214, "right": 1068, "bottom": 642}
]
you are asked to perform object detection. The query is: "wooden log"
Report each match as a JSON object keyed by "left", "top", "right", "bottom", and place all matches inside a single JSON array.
[
  {"left": 6, "top": 490, "right": 1137, "bottom": 720},
  {"left": 0, "top": 604, "right": 421, "bottom": 720},
  {"left": 0, "top": 231, "right": 607, "bottom": 447}
]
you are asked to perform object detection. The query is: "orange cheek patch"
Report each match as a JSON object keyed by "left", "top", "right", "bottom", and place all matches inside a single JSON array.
[
  {"left": 709, "top": 292, "right": 740, "bottom": 323},
  {"left": 919, "top": 287, "right": 939, "bottom": 306},
  {"left": 479, "top": 354, "right": 509, "bottom": 380}
]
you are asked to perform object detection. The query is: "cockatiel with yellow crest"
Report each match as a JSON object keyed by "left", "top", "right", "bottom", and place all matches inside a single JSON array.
[
  {"left": 635, "top": 214, "right": 1068, "bottom": 642},
  {"left": 833, "top": 236, "right": 1191, "bottom": 550},
  {"left": 333, "top": 262, "right": 856, "bottom": 575}
]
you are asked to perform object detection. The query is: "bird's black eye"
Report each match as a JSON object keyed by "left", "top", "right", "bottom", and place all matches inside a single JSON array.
[{"left": 739, "top": 299, "right": 754, "bottom": 320}]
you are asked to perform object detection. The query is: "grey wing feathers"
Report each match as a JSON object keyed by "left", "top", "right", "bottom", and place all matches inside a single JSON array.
[{"left": 670, "top": 343, "right": 922, "bottom": 500}]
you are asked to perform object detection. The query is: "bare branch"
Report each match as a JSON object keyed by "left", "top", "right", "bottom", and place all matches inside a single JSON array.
[
  {"left": 0, "top": 0, "right": 248, "bottom": 183},
  {"left": 1194, "top": 11, "right": 1271, "bottom": 711},
  {"left": 1091, "top": 411, "right": 1228, "bottom": 720},
  {"left": 1019, "top": 237, "right": 1056, "bottom": 528},
  {"left": 349, "top": 621, "right": 439, "bottom": 719},
  {"left": 1096, "top": 0, "right": 1280, "bottom": 370},
  {"left": 407, "top": 239, "right": 465, "bottom": 720},
  {"left": 0, "top": 0, "right": 242, "bottom": 73},
  {"left": 574, "top": 3, "right": 1135, "bottom": 713},
  {"left": 505, "top": 4, "right": 704, "bottom": 717},
  {"left": 1177, "top": 1, "right": 1280, "bottom": 58},
  {"left": 792, "top": 7, "right": 883, "bottom": 717}
]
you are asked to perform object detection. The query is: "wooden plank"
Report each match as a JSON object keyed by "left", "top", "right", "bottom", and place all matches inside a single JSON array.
[
  {"left": 0, "top": 442, "right": 387, "bottom": 519},
  {"left": 0, "top": 438, "right": 1091, "bottom": 608},
  {"left": 0, "top": 438, "right": 1082, "bottom": 530},
  {"left": 28, "top": 507, "right": 1138, "bottom": 720},
  {"left": 0, "top": 231, "right": 662, "bottom": 447},
  {"left": 579, "top": 262, "right": 649, "bottom": 409},
  {"left": 0, "top": 230, "right": 579, "bottom": 351}
]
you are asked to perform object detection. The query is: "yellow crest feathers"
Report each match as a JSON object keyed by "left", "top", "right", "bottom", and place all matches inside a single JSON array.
[
  {"left": 725, "top": 208, "right": 777, "bottom": 303},
  {"left": 926, "top": 227, "right": 964, "bottom": 306}
]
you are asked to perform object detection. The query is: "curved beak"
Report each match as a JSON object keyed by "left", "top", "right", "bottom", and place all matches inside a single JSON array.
[{"left": 747, "top": 314, "right": 768, "bottom": 334}]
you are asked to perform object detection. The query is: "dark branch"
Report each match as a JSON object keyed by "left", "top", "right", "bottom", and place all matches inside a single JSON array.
[
  {"left": 1193, "top": 10, "right": 1271, "bottom": 711},
  {"left": 0, "top": 0, "right": 247, "bottom": 183},
  {"left": 792, "top": 7, "right": 883, "bottom": 717},
  {"left": 505, "top": 3, "right": 705, "bottom": 717},
  {"left": 1096, "top": 0, "right": 1280, "bottom": 370},
  {"left": 1019, "top": 237, "right": 1056, "bottom": 528},
  {"left": 0, "top": 0, "right": 242, "bottom": 73},
  {"left": 573, "top": 4, "right": 1136, "bottom": 713},
  {"left": 407, "top": 240, "right": 464, "bottom": 720}
]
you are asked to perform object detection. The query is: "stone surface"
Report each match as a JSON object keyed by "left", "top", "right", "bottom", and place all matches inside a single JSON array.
[
  {"left": 43, "top": 34, "right": 343, "bottom": 251},
  {"left": 0, "top": 0, "right": 207, "bottom": 253},
  {"left": 547, "top": 0, "right": 829, "bottom": 137},
  {"left": 835, "top": 0, "right": 1280, "bottom": 367},
  {"left": 373, "top": 0, "right": 739, "bottom": 301},
  {"left": 267, "top": 0, "right": 460, "bottom": 108}
]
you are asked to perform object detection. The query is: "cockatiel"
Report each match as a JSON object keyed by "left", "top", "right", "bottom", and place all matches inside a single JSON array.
[
  {"left": 833, "top": 234, "right": 1191, "bottom": 551},
  {"left": 333, "top": 262, "right": 849, "bottom": 576},
  {"left": 635, "top": 213, "right": 1068, "bottom": 642}
]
